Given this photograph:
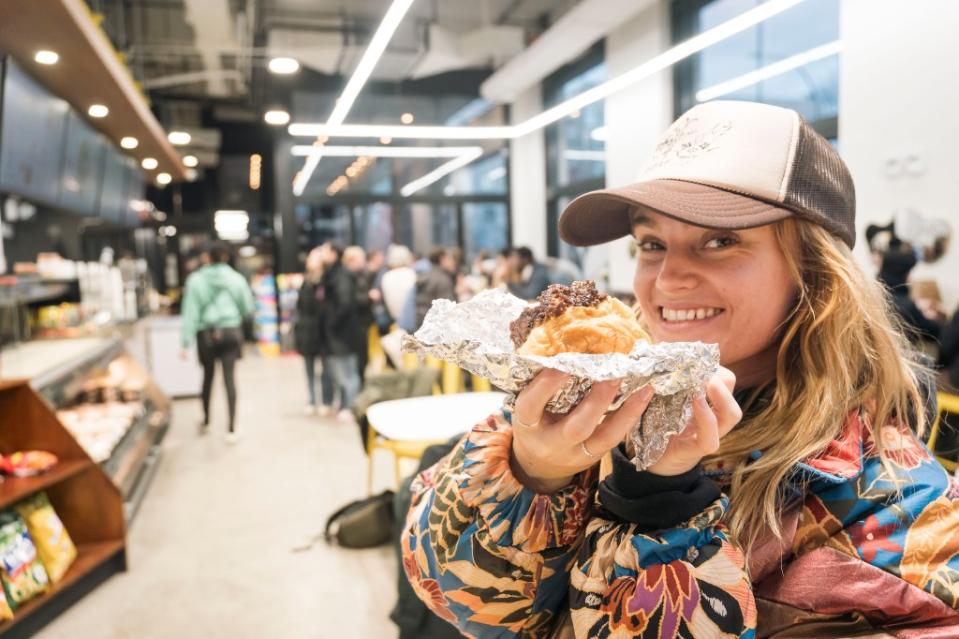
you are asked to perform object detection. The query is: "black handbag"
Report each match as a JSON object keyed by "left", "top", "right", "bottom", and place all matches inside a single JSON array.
[{"left": 323, "top": 491, "right": 395, "bottom": 548}]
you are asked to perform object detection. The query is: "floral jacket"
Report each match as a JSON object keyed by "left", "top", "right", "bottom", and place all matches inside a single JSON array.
[{"left": 401, "top": 408, "right": 959, "bottom": 638}]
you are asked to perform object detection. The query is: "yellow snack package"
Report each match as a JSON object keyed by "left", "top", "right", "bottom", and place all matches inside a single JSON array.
[{"left": 14, "top": 493, "right": 76, "bottom": 584}]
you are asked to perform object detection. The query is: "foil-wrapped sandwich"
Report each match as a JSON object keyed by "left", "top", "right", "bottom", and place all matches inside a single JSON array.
[{"left": 402, "top": 281, "right": 719, "bottom": 470}]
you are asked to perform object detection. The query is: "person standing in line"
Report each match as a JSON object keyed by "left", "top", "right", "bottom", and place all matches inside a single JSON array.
[
  {"left": 343, "top": 245, "right": 374, "bottom": 385},
  {"left": 294, "top": 247, "right": 334, "bottom": 416},
  {"left": 414, "top": 247, "right": 457, "bottom": 329},
  {"left": 318, "top": 241, "right": 361, "bottom": 422},
  {"left": 367, "top": 249, "right": 392, "bottom": 335},
  {"left": 505, "top": 246, "right": 551, "bottom": 300},
  {"left": 380, "top": 245, "right": 417, "bottom": 325},
  {"left": 180, "top": 241, "right": 254, "bottom": 443}
]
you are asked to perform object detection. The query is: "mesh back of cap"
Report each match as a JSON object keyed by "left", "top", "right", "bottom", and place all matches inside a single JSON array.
[{"left": 782, "top": 120, "right": 856, "bottom": 248}]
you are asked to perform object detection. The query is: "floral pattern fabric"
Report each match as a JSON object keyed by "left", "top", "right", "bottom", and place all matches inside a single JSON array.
[{"left": 402, "top": 409, "right": 959, "bottom": 637}]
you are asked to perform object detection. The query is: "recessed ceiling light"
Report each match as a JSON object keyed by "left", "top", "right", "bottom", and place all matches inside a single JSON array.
[
  {"left": 34, "top": 50, "right": 59, "bottom": 65},
  {"left": 156, "top": 172, "right": 172, "bottom": 185},
  {"left": 168, "top": 131, "right": 191, "bottom": 146},
  {"left": 268, "top": 57, "right": 300, "bottom": 74},
  {"left": 185, "top": 168, "right": 199, "bottom": 181},
  {"left": 264, "top": 109, "right": 291, "bottom": 126},
  {"left": 120, "top": 137, "right": 139, "bottom": 150},
  {"left": 141, "top": 157, "right": 158, "bottom": 170},
  {"left": 88, "top": 104, "right": 109, "bottom": 118},
  {"left": 379, "top": 136, "right": 392, "bottom": 145},
  {"left": 400, "top": 112, "right": 414, "bottom": 124},
  {"left": 182, "top": 155, "right": 199, "bottom": 168}
]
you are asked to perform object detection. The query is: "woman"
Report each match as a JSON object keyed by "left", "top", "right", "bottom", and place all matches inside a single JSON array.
[
  {"left": 295, "top": 247, "right": 333, "bottom": 415},
  {"left": 402, "top": 101, "right": 959, "bottom": 637},
  {"left": 180, "top": 241, "right": 254, "bottom": 443}
]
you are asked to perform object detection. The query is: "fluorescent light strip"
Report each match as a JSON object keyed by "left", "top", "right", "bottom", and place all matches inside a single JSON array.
[
  {"left": 290, "top": 145, "right": 484, "bottom": 158},
  {"left": 292, "top": 0, "right": 415, "bottom": 196},
  {"left": 288, "top": 0, "right": 807, "bottom": 144},
  {"left": 696, "top": 40, "right": 842, "bottom": 102},
  {"left": 400, "top": 149, "right": 484, "bottom": 197},
  {"left": 289, "top": 123, "right": 513, "bottom": 140}
]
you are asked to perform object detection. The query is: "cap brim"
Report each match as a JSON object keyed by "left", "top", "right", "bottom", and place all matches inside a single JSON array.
[{"left": 558, "top": 179, "right": 793, "bottom": 247}]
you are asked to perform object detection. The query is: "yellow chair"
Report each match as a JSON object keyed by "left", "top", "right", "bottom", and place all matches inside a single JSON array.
[
  {"left": 366, "top": 426, "right": 442, "bottom": 494},
  {"left": 927, "top": 391, "right": 959, "bottom": 473},
  {"left": 367, "top": 325, "right": 387, "bottom": 374}
]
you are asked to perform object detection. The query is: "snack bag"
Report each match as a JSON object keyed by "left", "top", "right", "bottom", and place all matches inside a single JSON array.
[
  {"left": 15, "top": 493, "right": 76, "bottom": 584},
  {"left": 2, "top": 452, "right": 58, "bottom": 477},
  {"left": 0, "top": 512, "right": 49, "bottom": 607}
]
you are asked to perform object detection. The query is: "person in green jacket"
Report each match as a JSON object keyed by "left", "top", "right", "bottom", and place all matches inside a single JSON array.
[{"left": 180, "top": 242, "right": 255, "bottom": 443}]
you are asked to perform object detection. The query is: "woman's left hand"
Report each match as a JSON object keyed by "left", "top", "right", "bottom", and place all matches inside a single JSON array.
[{"left": 647, "top": 368, "right": 742, "bottom": 476}]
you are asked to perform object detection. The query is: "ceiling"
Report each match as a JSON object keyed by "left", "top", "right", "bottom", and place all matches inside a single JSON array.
[{"left": 93, "top": 0, "right": 576, "bottom": 100}]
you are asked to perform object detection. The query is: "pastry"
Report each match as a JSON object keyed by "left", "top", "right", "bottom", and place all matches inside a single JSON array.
[{"left": 509, "top": 280, "right": 648, "bottom": 356}]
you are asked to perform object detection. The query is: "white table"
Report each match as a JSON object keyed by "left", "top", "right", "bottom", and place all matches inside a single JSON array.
[
  {"left": 365, "top": 391, "right": 507, "bottom": 492},
  {"left": 367, "top": 391, "right": 508, "bottom": 442}
]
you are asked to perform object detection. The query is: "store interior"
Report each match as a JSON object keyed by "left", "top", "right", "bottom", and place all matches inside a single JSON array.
[{"left": 0, "top": 0, "right": 958, "bottom": 637}]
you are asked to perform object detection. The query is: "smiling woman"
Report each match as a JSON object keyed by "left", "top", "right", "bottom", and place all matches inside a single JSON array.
[{"left": 400, "top": 100, "right": 959, "bottom": 638}]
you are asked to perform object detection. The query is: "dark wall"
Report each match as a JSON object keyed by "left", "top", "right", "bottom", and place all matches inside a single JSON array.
[{"left": 2, "top": 205, "right": 84, "bottom": 264}]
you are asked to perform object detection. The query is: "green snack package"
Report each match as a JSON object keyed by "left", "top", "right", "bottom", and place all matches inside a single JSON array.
[{"left": 0, "top": 511, "right": 49, "bottom": 608}]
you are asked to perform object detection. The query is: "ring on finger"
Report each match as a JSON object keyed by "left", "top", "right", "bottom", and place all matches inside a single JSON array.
[
  {"left": 513, "top": 416, "right": 540, "bottom": 429},
  {"left": 581, "top": 441, "right": 599, "bottom": 459}
]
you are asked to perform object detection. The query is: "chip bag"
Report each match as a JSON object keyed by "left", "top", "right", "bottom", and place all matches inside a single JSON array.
[
  {"left": 0, "top": 512, "right": 49, "bottom": 608},
  {"left": 2, "top": 451, "right": 58, "bottom": 477},
  {"left": 15, "top": 493, "right": 76, "bottom": 584}
]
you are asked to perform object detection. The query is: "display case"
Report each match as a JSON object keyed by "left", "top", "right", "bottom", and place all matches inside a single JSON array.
[
  {"left": 0, "top": 379, "right": 126, "bottom": 637},
  {"left": 0, "top": 335, "right": 170, "bottom": 521}
]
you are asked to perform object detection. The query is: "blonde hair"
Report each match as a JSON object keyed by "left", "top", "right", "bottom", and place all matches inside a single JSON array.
[{"left": 707, "top": 219, "right": 926, "bottom": 552}]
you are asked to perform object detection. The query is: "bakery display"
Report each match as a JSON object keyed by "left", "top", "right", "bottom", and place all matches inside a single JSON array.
[{"left": 510, "top": 280, "right": 648, "bottom": 356}]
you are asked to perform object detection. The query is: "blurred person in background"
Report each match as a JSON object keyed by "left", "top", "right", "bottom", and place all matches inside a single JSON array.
[
  {"left": 414, "top": 247, "right": 457, "bottom": 329},
  {"left": 867, "top": 220, "right": 944, "bottom": 342},
  {"left": 367, "top": 249, "right": 392, "bottom": 335},
  {"left": 381, "top": 244, "right": 416, "bottom": 326},
  {"left": 318, "top": 241, "right": 361, "bottom": 422},
  {"left": 294, "top": 247, "right": 333, "bottom": 416},
  {"left": 504, "top": 246, "right": 550, "bottom": 300},
  {"left": 343, "top": 246, "right": 374, "bottom": 384},
  {"left": 180, "top": 241, "right": 254, "bottom": 443}
]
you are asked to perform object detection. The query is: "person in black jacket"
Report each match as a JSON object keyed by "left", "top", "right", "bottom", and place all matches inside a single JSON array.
[
  {"left": 294, "top": 248, "right": 333, "bottom": 415},
  {"left": 318, "top": 241, "right": 361, "bottom": 422},
  {"left": 343, "top": 246, "right": 374, "bottom": 385}
]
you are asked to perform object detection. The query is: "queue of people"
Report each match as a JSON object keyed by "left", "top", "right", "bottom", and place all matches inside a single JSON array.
[{"left": 291, "top": 242, "right": 578, "bottom": 419}]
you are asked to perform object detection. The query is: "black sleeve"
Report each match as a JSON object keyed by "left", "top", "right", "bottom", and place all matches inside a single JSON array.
[{"left": 598, "top": 444, "right": 721, "bottom": 532}]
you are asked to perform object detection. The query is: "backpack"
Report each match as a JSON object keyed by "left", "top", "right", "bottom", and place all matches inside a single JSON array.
[{"left": 323, "top": 491, "right": 395, "bottom": 548}]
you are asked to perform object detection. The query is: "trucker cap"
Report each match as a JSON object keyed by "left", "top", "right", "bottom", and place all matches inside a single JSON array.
[{"left": 558, "top": 100, "right": 857, "bottom": 249}]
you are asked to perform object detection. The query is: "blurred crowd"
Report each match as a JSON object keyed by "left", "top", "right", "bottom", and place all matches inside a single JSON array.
[{"left": 292, "top": 242, "right": 582, "bottom": 419}]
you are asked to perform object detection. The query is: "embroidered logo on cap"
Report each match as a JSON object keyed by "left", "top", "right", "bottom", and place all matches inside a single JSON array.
[{"left": 645, "top": 116, "right": 733, "bottom": 171}]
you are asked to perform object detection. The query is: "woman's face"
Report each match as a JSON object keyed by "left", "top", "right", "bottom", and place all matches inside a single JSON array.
[{"left": 632, "top": 211, "right": 798, "bottom": 385}]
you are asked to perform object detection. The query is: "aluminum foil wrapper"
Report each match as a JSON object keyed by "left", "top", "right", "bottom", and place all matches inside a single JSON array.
[{"left": 401, "top": 289, "right": 720, "bottom": 470}]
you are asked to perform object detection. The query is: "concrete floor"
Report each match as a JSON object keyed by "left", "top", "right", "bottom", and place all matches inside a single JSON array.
[{"left": 40, "top": 354, "right": 401, "bottom": 639}]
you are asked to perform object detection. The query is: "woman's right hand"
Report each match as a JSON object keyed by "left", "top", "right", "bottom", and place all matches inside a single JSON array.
[{"left": 510, "top": 370, "right": 655, "bottom": 493}]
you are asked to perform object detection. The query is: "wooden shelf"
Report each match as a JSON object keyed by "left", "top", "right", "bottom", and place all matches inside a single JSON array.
[
  {"left": 1, "top": 540, "right": 125, "bottom": 633},
  {"left": 0, "top": 459, "right": 91, "bottom": 510}
]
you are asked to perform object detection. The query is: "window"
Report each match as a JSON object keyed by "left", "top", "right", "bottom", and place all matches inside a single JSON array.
[
  {"left": 673, "top": 0, "right": 840, "bottom": 137},
  {"left": 543, "top": 43, "right": 606, "bottom": 272}
]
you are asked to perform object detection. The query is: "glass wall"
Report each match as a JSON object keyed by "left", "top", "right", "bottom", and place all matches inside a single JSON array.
[
  {"left": 543, "top": 44, "right": 607, "bottom": 273},
  {"left": 673, "top": 0, "right": 840, "bottom": 137}
]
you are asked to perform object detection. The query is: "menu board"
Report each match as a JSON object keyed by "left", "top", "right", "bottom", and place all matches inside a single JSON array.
[
  {"left": 0, "top": 59, "right": 69, "bottom": 205},
  {"left": 58, "top": 109, "right": 106, "bottom": 217}
]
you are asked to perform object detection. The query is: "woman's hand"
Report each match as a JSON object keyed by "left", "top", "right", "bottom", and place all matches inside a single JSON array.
[
  {"left": 647, "top": 368, "right": 741, "bottom": 477},
  {"left": 510, "top": 369, "right": 655, "bottom": 493}
]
